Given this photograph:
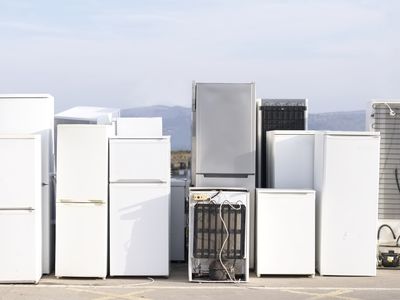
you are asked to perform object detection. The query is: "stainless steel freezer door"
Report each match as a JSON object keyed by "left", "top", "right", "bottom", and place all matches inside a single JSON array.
[
  {"left": 109, "top": 183, "right": 170, "bottom": 276},
  {"left": 195, "top": 83, "right": 256, "bottom": 174}
]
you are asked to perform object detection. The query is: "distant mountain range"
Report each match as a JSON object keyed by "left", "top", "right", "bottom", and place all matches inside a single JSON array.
[{"left": 121, "top": 106, "right": 366, "bottom": 151}]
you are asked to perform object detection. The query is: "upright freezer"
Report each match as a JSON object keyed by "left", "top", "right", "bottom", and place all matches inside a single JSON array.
[
  {"left": 109, "top": 137, "right": 171, "bottom": 276},
  {"left": 191, "top": 82, "right": 256, "bottom": 268},
  {"left": 256, "top": 189, "right": 315, "bottom": 277},
  {"left": 314, "top": 131, "right": 380, "bottom": 276},
  {"left": 0, "top": 135, "right": 42, "bottom": 283},
  {"left": 267, "top": 130, "right": 315, "bottom": 189},
  {"left": 55, "top": 125, "right": 110, "bottom": 278},
  {"left": 0, "top": 94, "right": 54, "bottom": 274}
]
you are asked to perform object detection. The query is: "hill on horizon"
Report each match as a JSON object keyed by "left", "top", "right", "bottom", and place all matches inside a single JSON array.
[{"left": 121, "top": 106, "right": 366, "bottom": 150}]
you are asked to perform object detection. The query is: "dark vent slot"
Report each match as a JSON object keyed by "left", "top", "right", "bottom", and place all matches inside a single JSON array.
[{"left": 193, "top": 203, "right": 246, "bottom": 259}]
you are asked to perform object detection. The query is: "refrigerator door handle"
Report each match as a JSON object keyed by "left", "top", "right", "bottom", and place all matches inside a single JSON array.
[
  {"left": 42, "top": 182, "right": 49, "bottom": 186},
  {"left": 0, "top": 207, "right": 34, "bottom": 211},
  {"left": 111, "top": 179, "right": 168, "bottom": 184},
  {"left": 58, "top": 199, "right": 106, "bottom": 204}
]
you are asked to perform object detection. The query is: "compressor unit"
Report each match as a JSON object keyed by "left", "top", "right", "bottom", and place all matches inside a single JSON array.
[{"left": 188, "top": 188, "right": 250, "bottom": 282}]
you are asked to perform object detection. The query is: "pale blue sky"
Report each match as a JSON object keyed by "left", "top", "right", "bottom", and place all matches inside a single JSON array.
[{"left": 0, "top": 0, "right": 399, "bottom": 112}]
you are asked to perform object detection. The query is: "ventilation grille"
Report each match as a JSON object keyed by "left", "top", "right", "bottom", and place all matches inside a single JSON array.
[
  {"left": 193, "top": 203, "right": 246, "bottom": 259},
  {"left": 371, "top": 103, "right": 400, "bottom": 219}
]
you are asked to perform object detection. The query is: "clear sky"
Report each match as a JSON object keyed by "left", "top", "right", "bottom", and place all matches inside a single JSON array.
[{"left": 0, "top": 0, "right": 399, "bottom": 112}]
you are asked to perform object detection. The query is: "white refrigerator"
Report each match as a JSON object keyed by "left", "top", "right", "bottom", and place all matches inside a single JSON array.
[
  {"left": 0, "top": 135, "right": 42, "bottom": 283},
  {"left": 256, "top": 189, "right": 315, "bottom": 277},
  {"left": 55, "top": 125, "right": 109, "bottom": 278},
  {"left": 109, "top": 137, "right": 170, "bottom": 276},
  {"left": 267, "top": 130, "right": 315, "bottom": 189},
  {"left": 0, "top": 94, "right": 54, "bottom": 274},
  {"left": 314, "top": 131, "right": 380, "bottom": 276}
]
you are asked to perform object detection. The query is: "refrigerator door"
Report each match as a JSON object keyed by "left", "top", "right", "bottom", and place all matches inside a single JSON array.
[
  {"left": 195, "top": 83, "right": 255, "bottom": 175},
  {"left": 0, "top": 136, "right": 41, "bottom": 209},
  {"left": 56, "top": 125, "right": 109, "bottom": 203},
  {"left": 109, "top": 138, "right": 170, "bottom": 183},
  {"left": 0, "top": 209, "right": 42, "bottom": 283},
  {"left": 267, "top": 131, "right": 315, "bottom": 189},
  {"left": 256, "top": 189, "right": 315, "bottom": 276},
  {"left": 315, "top": 134, "right": 379, "bottom": 276},
  {"left": 109, "top": 183, "right": 170, "bottom": 276},
  {"left": 55, "top": 202, "right": 107, "bottom": 278}
]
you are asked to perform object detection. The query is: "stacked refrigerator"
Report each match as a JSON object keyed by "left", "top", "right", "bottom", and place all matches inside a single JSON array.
[
  {"left": 0, "top": 94, "right": 54, "bottom": 274},
  {"left": 0, "top": 135, "right": 42, "bottom": 283},
  {"left": 314, "top": 131, "right": 380, "bottom": 276},
  {"left": 256, "top": 189, "right": 315, "bottom": 277},
  {"left": 192, "top": 82, "right": 256, "bottom": 268},
  {"left": 267, "top": 130, "right": 315, "bottom": 189},
  {"left": 55, "top": 125, "right": 110, "bottom": 278},
  {"left": 109, "top": 136, "right": 171, "bottom": 276}
]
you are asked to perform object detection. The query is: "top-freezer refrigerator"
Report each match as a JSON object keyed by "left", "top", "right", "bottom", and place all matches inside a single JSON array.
[
  {"left": 55, "top": 125, "right": 110, "bottom": 278},
  {"left": 191, "top": 82, "right": 256, "bottom": 268},
  {"left": 314, "top": 131, "right": 380, "bottom": 276},
  {"left": 0, "top": 135, "right": 42, "bottom": 283},
  {"left": 109, "top": 136, "right": 171, "bottom": 276},
  {"left": 0, "top": 94, "right": 54, "bottom": 274}
]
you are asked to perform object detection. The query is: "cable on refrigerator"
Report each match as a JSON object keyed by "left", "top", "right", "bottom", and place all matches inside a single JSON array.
[
  {"left": 377, "top": 224, "right": 396, "bottom": 240},
  {"left": 384, "top": 103, "right": 396, "bottom": 117},
  {"left": 218, "top": 199, "right": 243, "bottom": 283},
  {"left": 395, "top": 168, "right": 400, "bottom": 193}
]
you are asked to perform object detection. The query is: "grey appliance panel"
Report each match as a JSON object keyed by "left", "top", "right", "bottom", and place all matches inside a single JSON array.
[{"left": 195, "top": 83, "right": 255, "bottom": 175}]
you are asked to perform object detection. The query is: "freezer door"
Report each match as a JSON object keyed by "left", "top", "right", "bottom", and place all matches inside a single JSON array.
[
  {"left": 0, "top": 209, "right": 42, "bottom": 283},
  {"left": 109, "top": 138, "right": 170, "bottom": 183},
  {"left": 195, "top": 83, "right": 255, "bottom": 174},
  {"left": 109, "top": 183, "right": 170, "bottom": 276},
  {"left": 56, "top": 125, "right": 109, "bottom": 203},
  {"left": 0, "top": 137, "right": 41, "bottom": 209},
  {"left": 55, "top": 202, "right": 107, "bottom": 278}
]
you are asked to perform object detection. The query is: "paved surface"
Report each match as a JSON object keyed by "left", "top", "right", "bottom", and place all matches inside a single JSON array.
[{"left": 2, "top": 264, "right": 400, "bottom": 299}]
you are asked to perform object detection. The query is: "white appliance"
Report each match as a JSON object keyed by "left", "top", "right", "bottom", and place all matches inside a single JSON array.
[
  {"left": 256, "top": 189, "right": 315, "bottom": 277},
  {"left": 192, "top": 82, "right": 256, "bottom": 268},
  {"left": 188, "top": 188, "right": 250, "bottom": 282},
  {"left": 314, "top": 131, "right": 380, "bottom": 276},
  {"left": 109, "top": 137, "right": 171, "bottom": 276},
  {"left": 0, "top": 135, "right": 42, "bottom": 283},
  {"left": 267, "top": 130, "right": 315, "bottom": 189},
  {"left": 116, "top": 117, "right": 162, "bottom": 137},
  {"left": 55, "top": 125, "right": 110, "bottom": 278},
  {"left": 0, "top": 94, "right": 54, "bottom": 274},
  {"left": 171, "top": 178, "right": 188, "bottom": 261}
]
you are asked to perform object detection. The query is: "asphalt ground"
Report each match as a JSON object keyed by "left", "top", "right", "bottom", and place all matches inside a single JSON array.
[{"left": 1, "top": 264, "right": 400, "bottom": 300}]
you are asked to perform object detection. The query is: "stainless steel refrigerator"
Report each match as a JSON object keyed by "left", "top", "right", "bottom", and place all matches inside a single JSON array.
[{"left": 191, "top": 82, "right": 256, "bottom": 268}]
